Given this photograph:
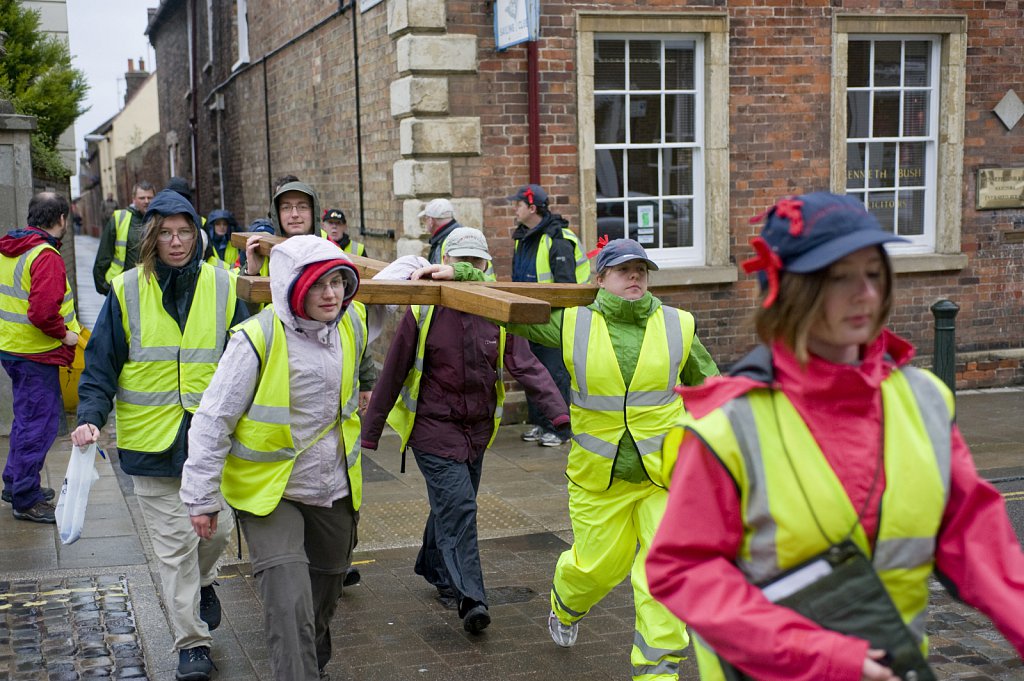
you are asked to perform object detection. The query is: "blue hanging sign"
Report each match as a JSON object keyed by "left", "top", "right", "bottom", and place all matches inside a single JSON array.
[{"left": 495, "top": 0, "right": 539, "bottom": 51}]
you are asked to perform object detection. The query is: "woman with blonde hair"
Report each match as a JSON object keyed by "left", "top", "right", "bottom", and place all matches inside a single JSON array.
[{"left": 73, "top": 189, "right": 249, "bottom": 681}]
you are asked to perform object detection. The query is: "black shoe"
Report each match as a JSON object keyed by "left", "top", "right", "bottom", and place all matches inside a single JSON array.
[
  {"left": 463, "top": 604, "right": 491, "bottom": 634},
  {"left": 319, "top": 670, "right": 331, "bottom": 681},
  {"left": 199, "top": 584, "right": 221, "bottom": 631},
  {"left": 176, "top": 646, "right": 213, "bottom": 681},
  {"left": 343, "top": 566, "right": 361, "bottom": 587},
  {"left": 12, "top": 501, "right": 56, "bottom": 524},
  {"left": 2, "top": 487, "right": 55, "bottom": 504}
]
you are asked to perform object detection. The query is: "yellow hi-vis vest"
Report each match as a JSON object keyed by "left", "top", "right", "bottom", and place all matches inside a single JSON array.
[
  {"left": 385, "top": 306, "right": 507, "bottom": 451},
  {"left": 680, "top": 366, "right": 953, "bottom": 681},
  {"left": 208, "top": 243, "right": 240, "bottom": 270},
  {"left": 0, "top": 243, "right": 81, "bottom": 354},
  {"left": 517, "top": 227, "right": 591, "bottom": 283},
  {"left": 560, "top": 305, "right": 694, "bottom": 491},
  {"left": 104, "top": 209, "right": 134, "bottom": 283},
  {"left": 341, "top": 240, "right": 366, "bottom": 257},
  {"left": 221, "top": 303, "right": 367, "bottom": 516},
  {"left": 111, "top": 264, "right": 237, "bottom": 452}
]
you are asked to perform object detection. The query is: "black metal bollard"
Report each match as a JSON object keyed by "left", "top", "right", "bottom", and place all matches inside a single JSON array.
[{"left": 930, "top": 299, "right": 960, "bottom": 393}]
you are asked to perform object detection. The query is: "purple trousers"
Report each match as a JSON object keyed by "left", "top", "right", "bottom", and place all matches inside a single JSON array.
[{"left": 2, "top": 359, "right": 62, "bottom": 511}]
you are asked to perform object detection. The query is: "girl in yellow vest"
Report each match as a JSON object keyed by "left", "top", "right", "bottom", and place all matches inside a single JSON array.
[
  {"left": 72, "top": 190, "right": 248, "bottom": 681},
  {"left": 646, "top": 192, "right": 1024, "bottom": 681},
  {"left": 181, "top": 235, "right": 369, "bottom": 681},
  {"left": 415, "top": 238, "right": 719, "bottom": 681}
]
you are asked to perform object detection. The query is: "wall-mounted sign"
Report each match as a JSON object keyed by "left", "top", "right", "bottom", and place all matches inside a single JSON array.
[
  {"left": 495, "top": 0, "right": 539, "bottom": 51},
  {"left": 360, "top": 0, "right": 384, "bottom": 11},
  {"left": 977, "top": 168, "right": 1024, "bottom": 210}
]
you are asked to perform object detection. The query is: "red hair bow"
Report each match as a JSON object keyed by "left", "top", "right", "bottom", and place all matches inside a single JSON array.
[
  {"left": 749, "top": 197, "right": 805, "bottom": 236},
  {"left": 741, "top": 237, "right": 784, "bottom": 308},
  {"left": 586, "top": 234, "right": 609, "bottom": 259},
  {"left": 524, "top": 187, "right": 535, "bottom": 206}
]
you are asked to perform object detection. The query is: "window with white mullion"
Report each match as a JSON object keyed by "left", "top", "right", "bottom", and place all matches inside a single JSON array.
[
  {"left": 846, "top": 35, "right": 938, "bottom": 250},
  {"left": 593, "top": 34, "right": 704, "bottom": 264}
]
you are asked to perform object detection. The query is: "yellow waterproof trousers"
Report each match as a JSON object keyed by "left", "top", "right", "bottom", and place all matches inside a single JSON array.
[{"left": 550, "top": 478, "right": 689, "bottom": 680}]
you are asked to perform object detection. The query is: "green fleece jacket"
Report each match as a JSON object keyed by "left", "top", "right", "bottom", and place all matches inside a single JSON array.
[{"left": 505, "top": 286, "right": 719, "bottom": 483}]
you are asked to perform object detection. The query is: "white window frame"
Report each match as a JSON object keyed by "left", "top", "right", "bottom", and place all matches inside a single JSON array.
[
  {"left": 578, "top": 13, "right": 734, "bottom": 285},
  {"left": 592, "top": 34, "right": 706, "bottom": 267},
  {"left": 233, "top": 0, "right": 250, "bottom": 71},
  {"left": 203, "top": 0, "right": 215, "bottom": 73},
  {"left": 831, "top": 15, "right": 968, "bottom": 273}
]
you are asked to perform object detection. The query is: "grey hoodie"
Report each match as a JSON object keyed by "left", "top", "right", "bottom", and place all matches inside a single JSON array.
[
  {"left": 181, "top": 236, "right": 364, "bottom": 514},
  {"left": 270, "top": 181, "right": 322, "bottom": 237}
]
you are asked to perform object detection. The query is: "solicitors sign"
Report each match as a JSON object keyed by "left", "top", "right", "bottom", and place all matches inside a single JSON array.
[{"left": 495, "top": 0, "right": 539, "bottom": 50}]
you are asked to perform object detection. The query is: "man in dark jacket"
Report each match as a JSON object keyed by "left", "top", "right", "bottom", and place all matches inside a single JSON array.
[
  {"left": 420, "top": 198, "right": 461, "bottom": 264},
  {"left": 92, "top": 181, "right": 155, "bottom": 295},
  {"left": 361, "top": 227, "right": 570, "bottom": 635},
  {"left": 508, "top": 184, "right": 589, "bottom": 447},
  {"left": 0, "top": 192, "right": 80, "bottom": 523}
]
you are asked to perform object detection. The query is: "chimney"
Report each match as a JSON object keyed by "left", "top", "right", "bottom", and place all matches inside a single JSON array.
[{"left": 124, "top": 57, "right": 149, "bottom": 105}]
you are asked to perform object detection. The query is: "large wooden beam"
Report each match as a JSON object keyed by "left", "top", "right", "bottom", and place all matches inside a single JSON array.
[{"left": 230, "top": 233, "right": 388, "bottom": 277}]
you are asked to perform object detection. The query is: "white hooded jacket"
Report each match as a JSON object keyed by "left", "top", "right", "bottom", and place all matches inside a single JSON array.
[{"left": 181, "top": 236, "right": 368, "bottom": 514}]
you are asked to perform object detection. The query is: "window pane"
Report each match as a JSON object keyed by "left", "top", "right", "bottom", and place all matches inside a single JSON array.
[
  {"left": 665, "top": 94, "right": 695, "bottom": 143},
  {"left": 595, "top": 40, "right": 625, "bottom": 90},
  {"left": 627, "top": 148, "right": 659, "bottom": 196},
  {"left": 596, "top": 201, "right": 627, "bottom": 241},
  {"left": 903, "top": 91, "right": 929, "bottom": 137},
  {"left": 898, "top": 142, "right": 926, "bottom": 187},
  {"left": 872, "top": 91, "right": 900, "bottom": 137},
  {"left": 665, "top": 40, "right": 695, "bottom": 90},
  {"left": 873, "top": 41, "right": 901, "bottom": 86},
  {"left": 848, "top": 41, "right": 870, "bottom": 88},
  {"left": 629, "top": 94, "right": 662, "bottom": 144},
  {"left": 629, "top": 41, "right": 661, "bottom": 90},
  {"left": 628, "top": 200, "right": 660, "bottom": 247},
  {"left": 866, "top": 191, "right": 896, "bottom": 233},
  {"left": 904, "top": 41, "right": 930, "bottom": 86},
  {"left": 662, "top": 199, "right": 693, "bottom": 248},
  {"left": 896, "top": 190, "right": 926, "bottom": 236},
  {"left": 867, "top": 142, "right": 897, "bottom": 189},
  {"left": 595, "top": 95, "right": 626, "bottom": 144},
  {"left": 847, "top": 142, "right": 867, "bottom": 189},
  {"left": 665, "top": 148, "right": 693, "bottom": 196},
  {"left": 595, "top": 149, "right": 624, "bottom": 199},
  {"left": 847, "top": 91, "right": 871, "bottom": 138}
]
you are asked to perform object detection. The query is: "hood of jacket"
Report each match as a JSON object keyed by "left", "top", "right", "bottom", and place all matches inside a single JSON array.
[
  {"left": 145, "top": 189, "right": 203, "bottom": 236},
  {"left": 270, "top": 181, "right": 321, "bottom": 237},
  {"left": 205, "top": 209, "right": 238, "bottom": 233},
  {"left": 0, "top": 226, "right": 59, "bottom": 258},
  {"left": 269, "top": 235, "right": 358, "bottom": 332}
]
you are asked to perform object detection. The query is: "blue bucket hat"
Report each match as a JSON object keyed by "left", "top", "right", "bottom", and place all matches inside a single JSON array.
[
  {"left": 594, "top": 238, "right": 659, "bottom": 272},
  {"left": 742, "top": 191, "right": 908, "bottom": 307}
]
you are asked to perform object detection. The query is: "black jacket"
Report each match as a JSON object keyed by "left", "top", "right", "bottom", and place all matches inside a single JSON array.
[{"left": 510, "top": 213, "right": 579, "bottom": 283}]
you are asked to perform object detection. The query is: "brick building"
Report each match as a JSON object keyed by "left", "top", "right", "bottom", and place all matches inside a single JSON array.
[{"left": 144, "top": 0, "right": 1024, "bottom": 388}]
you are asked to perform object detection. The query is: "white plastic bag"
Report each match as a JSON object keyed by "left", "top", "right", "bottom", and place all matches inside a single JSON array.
[{"left": 55, "top": 443, "right": 100, "bottom": 545}]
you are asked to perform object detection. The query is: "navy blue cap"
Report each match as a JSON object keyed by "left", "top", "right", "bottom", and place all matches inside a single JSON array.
[
  {"left": 507, "top": 184, "right": 548, "bottom": 207},
  {"left": 247, "top": 217, "right": 275, "bottom": 235},
  {"left": 595, "top": 238, "right": 659, "bottom": 272}
]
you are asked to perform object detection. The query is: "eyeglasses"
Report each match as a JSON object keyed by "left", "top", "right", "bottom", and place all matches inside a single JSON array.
[
  {"left": 308, "top": 277, "right": 345, "bottom": 295},
  {"left": 156, "top": 229, "right": 196, "bottom": 243},
  {"left": 280, "top": 202, "right": 312, "bottom": 215}
]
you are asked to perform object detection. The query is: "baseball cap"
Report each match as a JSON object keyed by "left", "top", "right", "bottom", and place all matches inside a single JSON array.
[
  {"left": 323, "top": 208, "right": 346, "bottom": 222},
  {"left": 418, "top": 198, "right": 454, "bottom": 219},
  {"left": 444, "top": 227, "right": 492, "bottom": 261},
  {"left": 595, "top": 238, "right": 659, "bottom": 272},
  {"left": 743, "top": 191, "right": 908, "bottom": 307},
  {"left": 507, "top": 184, "right": 548, "bottom": 208}
]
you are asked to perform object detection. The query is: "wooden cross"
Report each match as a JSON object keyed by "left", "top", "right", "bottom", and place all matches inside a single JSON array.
[{"left": 229, "top": 233, "right": 597, "bottom": 323}]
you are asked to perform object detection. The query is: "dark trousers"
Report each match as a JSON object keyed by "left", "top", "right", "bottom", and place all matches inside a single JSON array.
[
  {"left": 2, "top": 359, "right": 61, "bottom": 511},
  {"left": 527, "top": 341, "right": 570, "bottom": 433},
  {"left": 238, "top": 496, "right": 357, "bottom": 680},
  {"left": 412, "top": 448, "right": 487, "bottom": 614}
]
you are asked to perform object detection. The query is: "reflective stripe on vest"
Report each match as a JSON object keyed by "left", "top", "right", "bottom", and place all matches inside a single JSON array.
[
  {"left": 112, "top": 264, "right": 236, "bottom": 452},
  {"left": 342, "top": 240, "right": 366, "bottom": 257},
  {"left": 105, "top": 210, "right": 134, "bottom": 283},
  {"left": 536, "top": 229, "right": 590, "bottom": 283},
  {"left": 0, "top": 243, "right": 80, "bottom": 354},
  {"left": 560, "top": 305, "right": 694, "bottom": 491},
  {"left": 385, "top": 306, "right": 507, "bottom": 451},
  {"left": 686, "top": 366, "right": 952, "bottom": 677},
  {"left": 222, "top": 303, "right": 367, "bottom": 515}
]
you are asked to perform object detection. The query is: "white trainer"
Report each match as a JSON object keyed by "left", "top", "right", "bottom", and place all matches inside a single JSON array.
[{"left": 548, "top": 610, "right": 578, "bottom": 647}]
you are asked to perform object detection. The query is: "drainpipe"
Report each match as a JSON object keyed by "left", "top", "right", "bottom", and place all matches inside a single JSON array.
[
  {"left": 527, "top": 40, "right": 540, "bottom": 184},
  {"left": 263, "top": 60, "right": 272, "bottom": 198},
  {"left": 189, "top": 0, "right": 200, "bottom": 208}
]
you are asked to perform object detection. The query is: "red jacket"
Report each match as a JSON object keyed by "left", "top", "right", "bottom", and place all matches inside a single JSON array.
[
  {"left": 362, "top": 305, "right": 569, "bottom": 462},
  {"left": 0, "top": 227, "right": 74, "bottom": 366},
  {"left": 646, "top": 330, "right": 1024, "bottom": 681}
]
